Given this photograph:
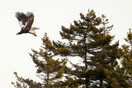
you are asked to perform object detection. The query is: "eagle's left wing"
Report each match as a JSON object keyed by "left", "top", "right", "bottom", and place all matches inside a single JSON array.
[{"left": 23, "top": 12, "right": 34, "bottom": 31}]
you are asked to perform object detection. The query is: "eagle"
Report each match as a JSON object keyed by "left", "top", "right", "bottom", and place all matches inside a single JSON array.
[{"left": 15, "top": 12, "right": 39, "bottom": 36}]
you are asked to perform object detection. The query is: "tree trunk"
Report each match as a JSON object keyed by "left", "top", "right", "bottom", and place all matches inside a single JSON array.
[
  {"left": 84, "top": 33, "right": 88, "bottom": 88},
  {"left": 84, "top": 33, "right": 87, "bottom": 70},
  {"left": 46, "top": 72, "right": 49, "bottom": 88}
]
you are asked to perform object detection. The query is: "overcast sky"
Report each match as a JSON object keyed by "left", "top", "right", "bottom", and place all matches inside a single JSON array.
[{"left": 0, "top": 0, "right": 132, "bottom": 87}]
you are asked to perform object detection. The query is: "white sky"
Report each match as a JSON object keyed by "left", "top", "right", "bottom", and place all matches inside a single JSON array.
[{"left": 0, "top": 0, "right": 132, "bottom": 87}]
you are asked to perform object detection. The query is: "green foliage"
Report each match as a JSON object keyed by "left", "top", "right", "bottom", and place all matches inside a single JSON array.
[
  {"left": 124, "top": 29, "right": 132, "bottom": 45},
  {"left": 12, "top": 72, "right": 42, "bottom": 88},
  {"left": 53, "top": 9, "right": 130, "bottom": 88},
  {"left": 12, "top": 33, "right": 69, "bottom": 88},
  {"left": 121, "top": 29, "right": 132, "bottom": 87}
]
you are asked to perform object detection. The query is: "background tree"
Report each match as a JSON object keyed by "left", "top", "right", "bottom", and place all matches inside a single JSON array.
[
  {"left": 121, "top": 29, "right": 132, "bottom": 87},
  {"left": 52, "top": 10, "right": 130, "bottom": 88},
  {"left": 12, "top": 33, "right": 68, "bottom": 88}
]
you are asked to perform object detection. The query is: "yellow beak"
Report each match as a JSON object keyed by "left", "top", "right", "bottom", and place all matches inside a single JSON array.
[{"left": 16, "top": 33, "right": 19, "bottom": 35}]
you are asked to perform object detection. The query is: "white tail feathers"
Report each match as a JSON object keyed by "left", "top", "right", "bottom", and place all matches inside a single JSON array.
[{"left": 31, "top": 27, "right": 40, "bottom": 30}]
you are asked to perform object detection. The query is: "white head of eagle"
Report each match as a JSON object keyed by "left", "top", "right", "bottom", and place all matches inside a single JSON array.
[{"left": 15, "top": 12, "right": 39, "bottom": 36}]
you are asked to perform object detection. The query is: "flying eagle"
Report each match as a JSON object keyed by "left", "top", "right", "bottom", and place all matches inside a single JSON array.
[{"left": 15, "top": 12, "right": 39, "bottom": 36}]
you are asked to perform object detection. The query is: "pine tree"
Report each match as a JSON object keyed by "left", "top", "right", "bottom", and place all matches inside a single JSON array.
[
  {"left": 12, "top": 72, "right": 42, "bottom": 88},
  {"left": 12, "top": 33, "right": 68, "bottom": 88},
  {"left": 52, "top": 10, "right": 130, "bottom": 88},
  {"left": 121, "top": 29, "right": 132, "bottom": 87}
]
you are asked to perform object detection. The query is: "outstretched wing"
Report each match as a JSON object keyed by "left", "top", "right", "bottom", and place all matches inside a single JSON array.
[
  {"left": 23, "top": 12, "right": 34, "bottom": 31},
  {"left": 15, "top": 12, "right": 28, "bottom": 28}
]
